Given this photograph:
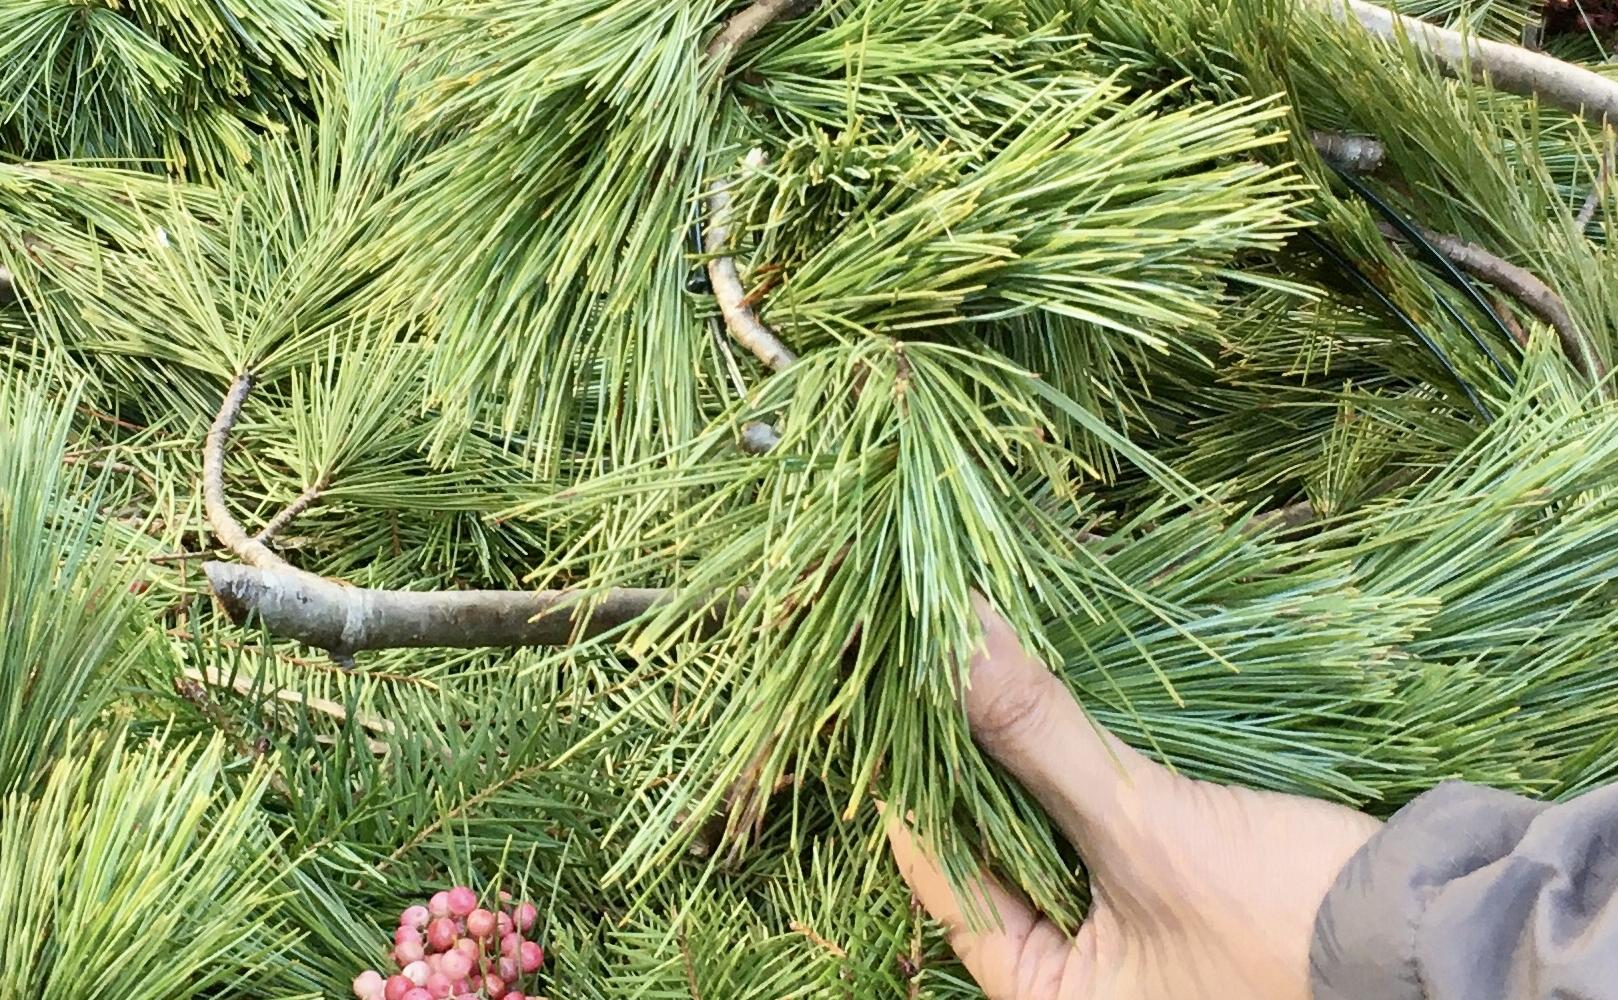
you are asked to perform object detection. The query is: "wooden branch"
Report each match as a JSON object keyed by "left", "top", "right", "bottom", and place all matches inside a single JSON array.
[
  {"left": 1308, "top": 130, "right": 1385, "bottom": 173},
  {"left": 204, "top": 562, "right": 682, "bottom": 662},
  {"left": 1326, "top": 0, "right": 1618, "bottom": 125},
  {"left": 699, "top": 3, "right": 807, "bottom": 373},
  {"left": 1375, "top": 220, "right": 1609, "bottom": 387},
  {"left": 703, "top": 0, "right": 809, "bottom": 63},
  {"left": 204, "top": 372, "right": 288, "bottom": 570},
  {"left": 254, "top": 477, "right": 328, "bottom": 545},
  {"left": 705, "top": 152, "right": 798, "bottom": 373}
]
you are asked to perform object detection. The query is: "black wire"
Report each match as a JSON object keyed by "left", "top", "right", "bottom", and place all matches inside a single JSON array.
[
  {"left": 1331, "top": 166, "right": 1517, "bottom": 386},
  {"left": 1303, "top": 229, "right": 1494, "bottom": 423}
]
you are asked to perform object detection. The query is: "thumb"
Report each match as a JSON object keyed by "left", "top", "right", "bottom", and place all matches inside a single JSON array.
[
  {"left": 962, "top": 592, "right": 1180, "bottom": 874},
  {"left": 884, "top": 807, "right": 1085, "bottom": 999}
]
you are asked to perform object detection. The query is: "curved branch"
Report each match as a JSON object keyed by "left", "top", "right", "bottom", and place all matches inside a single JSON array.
[
  {"left": 204, "top": 562, "right": 684, "bottom": 663},
  {"left": 1376, "top": 221, "right": 1609, "bottom": 387},
  {"left": 1327, "top": 0, "right": 1618, "bottom": 125},
  {"left": 204, "top": 372, "right": 289, "bottom": 569},
  {"left": 705, "top": 155, "right": 798, "bottom": 373},
  {"left": 699, "top": 2, "right": 807, "bottom": 375}
]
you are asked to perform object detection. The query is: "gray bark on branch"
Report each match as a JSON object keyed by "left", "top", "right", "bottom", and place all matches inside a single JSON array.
[
  {"left": 1326, "top": 0, "right": 1618, "bottom": 125},
  {"left": 204, "top": 562, "right": 680, "bottom": 662}
]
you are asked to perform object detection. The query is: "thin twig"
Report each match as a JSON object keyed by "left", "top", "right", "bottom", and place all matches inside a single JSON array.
[
  {"left": 203, "top": 372, "right": 288, "bottom": 569},
  {"left": 184, "top": 665, "right": 394, "bottom": 735},
  {"left": 1575, "top": 138, "right": 1613, "bottom": 231},
  {"left": 1245, "top": 500, "right": 1318, "bottom": 533},
  {"left": 678, "top": 930, "right": 704, "bottom": 1000},
  {"left": 699, "top": 2, "right": 810, "bottom": 444},
  {"left": 149, "top": 548, "right": 221, "bottom": 564},
  {"left": 788, "top": 920, "right": 847, "bottom": 959},
  {"left": 1308, "top": 130, "right": 1386, "bottom": 173},
  {"left": 77, "top": 404, "right": 145, "bottom": 432},
  {"left": 1326, "top": 0, "right": 1618, "bottom": 124},
  {"left": 62, "top": 453, "right": 158, "bottom": 493},
  {"left": 180, "top": 665, "right": 394, "bottom": 754},
  {"left": 165, "top": 628, "right": 440, "bottom": 687},
  {"left": 172, "top": 674, "right": 291, "bottom": 796},
  {"left": 1376, "top": 220, "right": 1609, "bottom": 388},
  {"left": 254, "top": 477, "right": 329, "bottom": 545}
]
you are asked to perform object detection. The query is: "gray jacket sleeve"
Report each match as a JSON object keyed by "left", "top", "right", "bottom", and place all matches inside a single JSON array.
[{"left": 1310, "top": 781, "right": 1618, "bottom": 1000}]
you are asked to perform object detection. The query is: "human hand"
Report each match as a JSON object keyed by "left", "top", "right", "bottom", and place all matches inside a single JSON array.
[{"left": 886, "top": 595, "right": 1383, "bottom": 999}]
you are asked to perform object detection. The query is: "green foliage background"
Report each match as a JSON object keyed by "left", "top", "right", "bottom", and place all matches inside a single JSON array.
[{"left": 2, "top": 0, "right": 1616, "bottom": 995}]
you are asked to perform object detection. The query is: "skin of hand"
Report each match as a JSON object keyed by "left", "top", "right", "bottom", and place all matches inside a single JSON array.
[{"left": 885, "top": 595, "right": 1384, "bottom": 999}]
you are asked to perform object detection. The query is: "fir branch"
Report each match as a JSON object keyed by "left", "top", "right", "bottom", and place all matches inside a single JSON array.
[
  {"left": 180, "top": 664, "right": 396, "bottom": 743},
  {"left": 1327, "top": 0, "right": 1618, "bottom": 124},
  {"left": 203, "top": 562, "right": 679, "bottom": 661},
  {"left": 1308, "top": 130, "right": 1386, "bottom": 172},
  {"left": 1375, "top": 221, "right": 1609, "bottom": 387},
  {"left": 381, "top": 759, "right": 555, "bottom": 869},
  {"left": 787, "top": 920, "right": 847, "bottom": 959},
  {"left": 165, "top": 628, "right": 440, "bottom": 688}
]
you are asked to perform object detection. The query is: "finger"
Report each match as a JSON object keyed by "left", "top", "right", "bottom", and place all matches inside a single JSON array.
[
  {"left": 884, "top": 810, "right": 1040, "bottom": 996},
  {"left": 963, "top": 592, "right": 1177, "bottom": 868}
]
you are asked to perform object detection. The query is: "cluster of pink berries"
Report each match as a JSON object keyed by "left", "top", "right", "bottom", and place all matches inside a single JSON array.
[{"left": 351, "top": 885, "right": 545, "bottom": 1000}]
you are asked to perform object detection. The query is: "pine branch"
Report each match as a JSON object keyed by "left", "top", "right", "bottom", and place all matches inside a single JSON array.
[
  {"left": 700, "top": 3, "right": 808, "bottom": 375},
  {"left": 1327, "top": 0, "right": 1618, "bottom": 124},
  {"left": 1375, "top": 220, "right": 1609, "bottom": 387}
]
